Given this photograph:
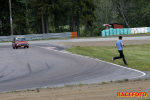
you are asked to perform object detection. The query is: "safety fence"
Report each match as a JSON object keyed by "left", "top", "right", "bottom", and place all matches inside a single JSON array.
[
  {"left": 0, "top": 32, "right": 77, "bottom": 42},
  {"left": 101, "top": 27, "right": 150, "bottom": 37}
]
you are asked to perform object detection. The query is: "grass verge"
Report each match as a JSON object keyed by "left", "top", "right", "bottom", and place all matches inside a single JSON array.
[{"left": 66, "top": 44, "right": 150, "bottom": 71}]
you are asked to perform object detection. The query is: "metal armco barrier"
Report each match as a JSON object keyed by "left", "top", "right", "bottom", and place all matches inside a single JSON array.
[{"left": 0, "top": 32, "right": 77, "bottom": 42}]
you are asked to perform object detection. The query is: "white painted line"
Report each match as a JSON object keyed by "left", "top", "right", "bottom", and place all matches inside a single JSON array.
[
  {"left": 53, "top": 49, "right": 146, "bottom": 79},
  {"left": 96, "top": 60, "right": 146, "bottom": 79},
  {"left": 39, "top": 46, "right": 146, "bottom": 79},
  {"left": 34, "top": 46, "right": 56, "bottom": 50},
  {"left": 44, "top": 47, "right": 56, "bottom": 50}
]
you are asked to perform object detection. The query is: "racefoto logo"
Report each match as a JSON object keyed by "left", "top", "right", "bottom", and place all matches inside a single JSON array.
[{"left": 117, "top": 92, "right": 147, "bottom": 97}]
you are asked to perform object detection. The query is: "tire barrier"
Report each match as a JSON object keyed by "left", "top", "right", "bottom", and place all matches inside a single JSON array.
[
  {"left": 102, "top": 27, "right": 150, "bottom": 37},
  {"left": 101, "top": 28, "right": 131, "bottom": 37},
  {"left": 148, "top": 27, "right": 150, "bottom": 32}
]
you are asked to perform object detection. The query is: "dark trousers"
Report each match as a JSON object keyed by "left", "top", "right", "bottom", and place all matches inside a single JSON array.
[{"left": 114, "top": 50, "right": 127, "bottom": 64}]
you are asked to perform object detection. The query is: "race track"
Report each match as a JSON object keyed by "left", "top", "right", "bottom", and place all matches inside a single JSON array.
[{"left": 0, "top": 37, "right": 147, "bottom": 92}]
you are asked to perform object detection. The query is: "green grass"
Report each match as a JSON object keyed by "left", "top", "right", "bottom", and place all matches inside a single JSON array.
[
  {"left": 77, "top": 83, "right": 84, "bottom": 86},
  {"left": 0, "top": 41, "right": 12, "bottom": 43},
  {"left": 101, "top": 82, "right": 107, "bottom": 84},
  {"left": 66, "top": 44, "right": 150, "bottom": 71},
  {"left": 65, "top": 84, "right": 76, "bottom": 87}
]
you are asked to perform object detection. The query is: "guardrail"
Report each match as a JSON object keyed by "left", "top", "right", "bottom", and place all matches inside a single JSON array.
[
  {"left": 101, "top": 27, "right": 150, "bottom": 37},
  {"left": 0, "top": 32, "right": 77, "bottom": 42}
]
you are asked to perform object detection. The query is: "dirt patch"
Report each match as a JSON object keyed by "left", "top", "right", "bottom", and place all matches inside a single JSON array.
[{"left": 0, "top": 80, "right": 150, "bottom": 100}]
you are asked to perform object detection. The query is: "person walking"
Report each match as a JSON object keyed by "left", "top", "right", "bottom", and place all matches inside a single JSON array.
[{"left": 112, "top": 36, "right": 128, "bottom": 66}]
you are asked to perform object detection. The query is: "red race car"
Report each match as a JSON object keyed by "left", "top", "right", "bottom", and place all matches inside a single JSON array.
[{"left": 12, "top": 37, "right": 29, "bottom": 49}]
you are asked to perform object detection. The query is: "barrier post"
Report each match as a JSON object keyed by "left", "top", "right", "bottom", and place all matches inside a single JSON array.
[
  {"left": 117, "top": 29, "right": 121, "bottom": 35},
  {"left": 110, "top": 28, "right": 113, "bottom": 36},
  {"left": 128, "top": 28, "right": 131, "bottom": 34},
  {"left": 148, "top": 27, "right": 150, "bottom": 32},
  {"left": 113, "top": 29, "right": 117, "bottom": 35},
  {"left": 102, "top": 30, "right": 106, "bottom": 37},
  {"left": 124, "top": 28, "right": 127, "bottom": 34},
  {"left": 120, "top": 29, "right": 123, "bottom": 35},
  {"left": 106, "top": 30, "right": 109, "bottom": 36},
  {"left": 137, "top": 28, "right": 141, "bottom": 33},
  {"left": 116, "top": 29, "right": 119, "bottom": 35}
]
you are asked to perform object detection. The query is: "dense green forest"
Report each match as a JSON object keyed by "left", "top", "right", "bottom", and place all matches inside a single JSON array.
[{"left": 0, "top": 0, "right": 150, "bottom": 36}]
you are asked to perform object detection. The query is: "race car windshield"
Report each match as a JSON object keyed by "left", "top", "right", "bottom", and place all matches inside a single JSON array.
[{"left": 16, "top": 38, "right": 26, "bottom": 41}]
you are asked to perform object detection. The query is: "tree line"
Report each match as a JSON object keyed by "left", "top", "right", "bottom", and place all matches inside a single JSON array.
[{"left": 0, "top": 0, "right": 150, "bottom": 36}]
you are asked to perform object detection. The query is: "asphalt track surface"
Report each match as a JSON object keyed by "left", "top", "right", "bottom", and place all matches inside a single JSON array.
[{"left": 0, "top": 36, "right": 149, "bottom": 92}]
